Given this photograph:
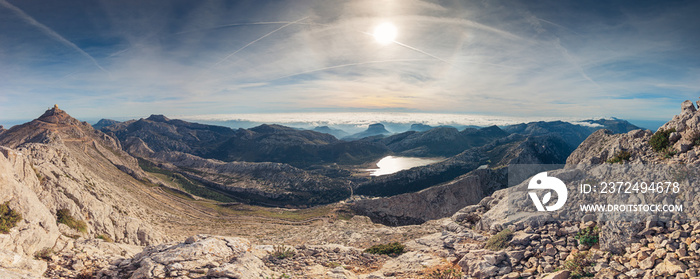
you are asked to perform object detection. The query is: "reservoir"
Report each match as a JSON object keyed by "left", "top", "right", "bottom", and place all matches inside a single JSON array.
[{"left": 367, "top": 156, "right": 444, "bottom": 176}]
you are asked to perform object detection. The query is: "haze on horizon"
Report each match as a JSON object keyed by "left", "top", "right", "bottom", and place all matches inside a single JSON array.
[{"left": 1, "top": 0, "right": 699, "bottom": 124}]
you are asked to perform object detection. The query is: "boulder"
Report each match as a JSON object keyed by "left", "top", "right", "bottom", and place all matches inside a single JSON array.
[{"left": 100, "top": 235, "right": 272, "bottom": 278}]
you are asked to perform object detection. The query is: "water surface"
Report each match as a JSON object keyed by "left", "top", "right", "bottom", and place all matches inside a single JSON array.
[{"left": 367, "top": 156, "right": 444, "bottom": 176}]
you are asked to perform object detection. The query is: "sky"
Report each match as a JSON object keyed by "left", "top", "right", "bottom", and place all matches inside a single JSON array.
[{"left": 1, "top": 0, "right": 699, "bottom": 126}]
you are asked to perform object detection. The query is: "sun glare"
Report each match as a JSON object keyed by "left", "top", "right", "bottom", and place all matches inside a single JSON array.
[{"left": 373, "top": 22, "right": 397, "bottom": 45}]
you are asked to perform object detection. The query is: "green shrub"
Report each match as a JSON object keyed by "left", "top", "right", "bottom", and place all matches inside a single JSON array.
[
  {"left": 575, "top": 226, "right": 599, "bottom": 246},
  {"left": 649, "top": 128, "right": 675, "bottom": 152},
  {"left": 272, "top": 245, "right": 295, "bottom": 259},
  {"left": 96, "top": 234, "right": 113, "bottom": 243},
  {"left": 325, "top": 262, "right": 341, "bottom": 268},
  {"left": 364, "top": 242, "right": 405, "bottom": 257},
  {"left": 425, "top": 267, "right": 463, "bottom": 279},
  {"left": 562, "top": 251, "right": 593, "bottom": 278},
  {"left": 56, "top": 208, "right": 87, "bottom": 233},
  {"left": 662, "top": 147, "right": 677, "bottom": 159},
  {"left": 606, "top": 150, "right": 631, "bottom": 164},
  {"left": 34, "top": 247, "right": 53, "bottom": 261},
  {"left": 484, "top": 229, "right": 512, "bottom": 251},
  {"left": 0, "top": 201, "right": 22, "bottom": 234}
]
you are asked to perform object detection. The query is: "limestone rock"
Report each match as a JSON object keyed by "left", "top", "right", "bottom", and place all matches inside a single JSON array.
[
  {"left": 101, "top": 235, "right": 272, "bottom": 278},
  {"left": 542, "top": 270, "right": 570, "bottom": 279},
  {"left": 568, "top": 99, "right": 700, "bottom": 164},
  {"left": 0, "top": 250, "right": 47, "bottom": 278}
]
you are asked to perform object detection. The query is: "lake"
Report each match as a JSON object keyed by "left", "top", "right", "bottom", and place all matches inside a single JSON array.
[{"left": 367, "top": 156, "right": 444, "bottom": 176}]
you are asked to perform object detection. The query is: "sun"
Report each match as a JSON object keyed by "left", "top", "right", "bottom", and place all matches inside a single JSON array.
[{"left": 373, "top": 22, "right": 397, "bottom": 45}]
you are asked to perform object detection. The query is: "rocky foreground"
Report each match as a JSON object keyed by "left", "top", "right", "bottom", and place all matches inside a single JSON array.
[{"left": 24, "top": 211, "right": 700, "bottom": 279}]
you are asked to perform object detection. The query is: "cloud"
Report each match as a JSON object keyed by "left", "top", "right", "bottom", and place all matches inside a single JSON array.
[{"left": 0, "top": 0, "right": 698, "bottom": 123}]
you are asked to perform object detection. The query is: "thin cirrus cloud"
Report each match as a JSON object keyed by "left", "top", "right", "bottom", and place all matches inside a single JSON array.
[
  {"left": 0, "top": 0, "right": 109, "bottom": 75},
  {"left": 0, "top": 0, "right": 698, "bottom": 124}
]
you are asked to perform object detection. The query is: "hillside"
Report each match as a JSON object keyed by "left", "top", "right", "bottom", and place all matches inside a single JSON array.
[
  {"left": 503, "top": 118, "right": 640, "bottom": 150},
  {"left": 354, "top": 133, "right": 572, "bottom": 197},
  {"left": 105, "top": 117, "right": 389, "bottom": 167},
  {"left": 101, "top": 114, "right": 238, "bottom": 156},
  {"left": 379, "top": 125, "right": 509, "bottom": 157}
]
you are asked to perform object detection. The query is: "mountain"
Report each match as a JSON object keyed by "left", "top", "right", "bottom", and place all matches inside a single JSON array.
[
  {"left": 143, "top": 151, "right": 352, "bottom": 206},
  {"left": 105, "top": 117, "right": 388, "bottom": 167},
  {"left": 409, "top": 123, "right": 433, "bottom": 132},
  {"left": 102, "top": 114, "right": 237, "bottom": 156},
  {"left": 379, "top": 125, "right": 509, "bottom": 157},
  {"left": 502, "top": 118, "right": 640, "bottom": 149},
  {"left": 103, "top": 119, "right": 361, "bottom": 206},
  {"left": 92, "top": 118, "right": 121, "bottom": 130},
  {"left": 207, "top": 124, "right": 388, "bottom": 166},
  {"left": 0, "top": 106, "right": 167, "bottom": 254},
  {"left": 343, "top": 123, "right": 391, "bottom": 140},
  {"left": 312, "top": 126, "right": 348, "bottom": 139}
]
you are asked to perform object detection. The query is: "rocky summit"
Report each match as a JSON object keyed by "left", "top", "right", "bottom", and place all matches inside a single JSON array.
[{"left": 2, "top": 101, "right": 700, "bottom": 278}]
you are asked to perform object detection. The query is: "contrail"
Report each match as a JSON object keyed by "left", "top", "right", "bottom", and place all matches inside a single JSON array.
[
  {"left": 0, "top": 0, "right": 109, "bottom": 74},
  {"left": 392, "top": 41, "right": 453, "bottom": 66},
  {"left": 537, "top": 18, "right": 581, "bottom": 36},
  {"left": 553, "top": 39, "right": 603, "bottom": 91},
  {"left": 175, "top": 21, "right": 297, "bottom": 35},
  {"left": 211, "top": 17, "right": 309, "bottom": 68},
  {"left": 269, "top": 59, "right": 433, "bottom": 81},
  {"left": 354, "top": 29, "right": 453, "bottom": 66}
]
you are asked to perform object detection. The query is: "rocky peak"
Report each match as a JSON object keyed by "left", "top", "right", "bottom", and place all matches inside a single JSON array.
[
  {"left": 146, "top": 114, "right": 170, "bottom": 122},
  {"left": 250, "top": 124, "right": 297, "bottom": 134},
  {"left": 92, "top": 119, "right": 121, "bottom": 130},
  {"left": 409, "top": 123, "right": 433, "bottom": 132},
  {"left": 37, "top": 104, "right": 78, "bottom": 125},
  {"left": 367, "top": 123, "right": 389, "bottom": 133},
  {"left": 568, "top": 98, "right": 700, "bottom": 165}
]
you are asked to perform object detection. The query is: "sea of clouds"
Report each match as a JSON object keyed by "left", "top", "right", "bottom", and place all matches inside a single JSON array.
[{"left": 179, "top": 112, "right": 610, "bottom": 133}]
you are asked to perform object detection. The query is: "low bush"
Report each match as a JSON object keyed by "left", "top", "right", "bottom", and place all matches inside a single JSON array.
[
  {"left": 272, "top": 245, "right": 295, "bottom": 259},
  {"left": 34, "top": 248, "right": 53, "bottom": 261},
  {"left": 649, "top": 128, "right": 675, "bottom": 152},
  {"left": 364, "top": 242, "right": 405, "bottom": 257},
  {"left": 662, "top": 147, "right": 677, "bottom": 159},
  {"left": 424, "top": 267, "right": 463, "bottom": 279},
  {"left": 562, "top": 251, "right": 593, "bottom": 278},
  {"left": 0, "top": 201, "right": 22, "bottom": 234},
  {"left": 575, "top": 226, "right": 599, "bottom": 246},
  {"left": 56, "top": 208, "right": 87, "bottom": 233},
  {"left": 96, "top": 234, "right": 113, "bottom": 243},
  {"left": 606, "top": 150, "right": 631, "bottom": 164},
  {"left": 484, "top": 229, "right": 512, "bottom": 251}
]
